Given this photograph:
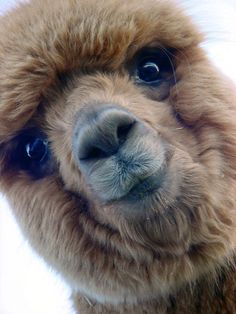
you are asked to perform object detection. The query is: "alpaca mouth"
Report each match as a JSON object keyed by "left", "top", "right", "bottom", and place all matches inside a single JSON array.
[
  {"left": 84, "top": 151, "right": 167, "bottom": 204},
  {"left": 121, "top": 170, "right": 165, "bottom": 202}
]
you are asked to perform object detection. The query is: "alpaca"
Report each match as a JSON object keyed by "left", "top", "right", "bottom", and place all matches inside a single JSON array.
[{"left": 0, "top": 0, "right": 236, "bottom": 313}]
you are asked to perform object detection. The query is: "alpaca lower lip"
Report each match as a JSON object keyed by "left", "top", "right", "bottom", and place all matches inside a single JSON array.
[{"left": 121, "top": 170, "right": 165, "bottom": 202}]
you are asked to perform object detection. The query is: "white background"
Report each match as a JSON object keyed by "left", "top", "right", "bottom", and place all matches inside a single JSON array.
[{"left": 0, "top": 1, "right": 236, "bottom": 313}]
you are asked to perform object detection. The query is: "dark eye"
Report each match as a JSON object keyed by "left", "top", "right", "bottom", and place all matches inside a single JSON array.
[
  {"left": 9, "top": 129, "right": 53, "bottom": 179},
  {"left": 137, "top": 59, "right": 161, "bottom": 83},
  {"left": 135, "top": 48, "right": 174, "bottom": 85},
  {"left": 26, "top": 138, "right": 48, "bottom": 162}
]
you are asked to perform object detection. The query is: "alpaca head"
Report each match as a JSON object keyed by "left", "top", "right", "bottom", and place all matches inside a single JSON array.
[{"left": 1, "top": 0, "right": 236, "bottom": 305}]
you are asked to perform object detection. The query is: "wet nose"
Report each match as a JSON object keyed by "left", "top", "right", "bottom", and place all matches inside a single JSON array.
[{"left": 73, "top": 105, "right": 136, "bottom": 162}]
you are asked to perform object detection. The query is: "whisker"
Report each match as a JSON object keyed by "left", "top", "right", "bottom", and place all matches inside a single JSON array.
[{"left": 159, "top": 45, "right": 180, "bottom": 97}]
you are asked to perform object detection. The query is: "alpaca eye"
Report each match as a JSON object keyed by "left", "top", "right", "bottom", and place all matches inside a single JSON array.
[
  {"left": 26, "top": 138, "right": 48, "bottom": 162},
  {"left": 134, "top": 48, "right": 174, "bottom": 85},
  {"left": 9, "top": 129, "right": 54, "bottom": 179},
  {"left": 137, "top": 59, "right": 161, "bottom": 83}
]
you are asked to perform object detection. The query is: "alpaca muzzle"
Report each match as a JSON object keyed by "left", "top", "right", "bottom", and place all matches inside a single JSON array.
[{"left": 72, "top": 104, "right": 167, "bottom": 203}]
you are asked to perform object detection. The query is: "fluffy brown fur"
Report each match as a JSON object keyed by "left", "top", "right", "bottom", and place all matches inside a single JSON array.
[{"left": 1, "top": 0, "right": 236, "bottom": 313}]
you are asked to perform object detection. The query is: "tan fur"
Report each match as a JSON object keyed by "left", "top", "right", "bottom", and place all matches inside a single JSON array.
[{"left": 1, "top": 0, "right": 236, "bottom": 313}]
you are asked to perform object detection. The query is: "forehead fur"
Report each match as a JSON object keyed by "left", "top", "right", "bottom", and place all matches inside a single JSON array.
[{"left": 0, "top": 0, "right": 201, "bottom": 141}]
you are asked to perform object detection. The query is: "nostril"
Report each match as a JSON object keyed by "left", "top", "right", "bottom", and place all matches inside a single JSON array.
[
  {"left": 117, "top": 122, "right": 135, "bottom": 146},
  {"left": 80, "top": 146, "right": 110, "bottom": 161}
]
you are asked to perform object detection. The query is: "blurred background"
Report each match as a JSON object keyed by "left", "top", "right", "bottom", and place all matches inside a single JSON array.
[{"left": 0, "top": 0, "right": 236, "bottom": 313}]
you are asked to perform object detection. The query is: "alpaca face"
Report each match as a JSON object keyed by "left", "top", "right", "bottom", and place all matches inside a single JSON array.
[{"left": 1, "top": 0, "right": 236, "bottom": 304}]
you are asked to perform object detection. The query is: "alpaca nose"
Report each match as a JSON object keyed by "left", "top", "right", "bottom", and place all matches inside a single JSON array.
[
  {"left": 73, "top": 105, "right": 166, "bottom": 202},
  {"left": 73, "top": 106, "right": 136, "bottom": 161}
]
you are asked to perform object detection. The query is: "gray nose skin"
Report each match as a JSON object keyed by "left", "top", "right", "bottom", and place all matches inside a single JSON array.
[
  {"left": 74, "top": 106, "right": 136, "bottom": 161},
  {"left": 72, "top": 105, "right": 165, "bottom": 203}
]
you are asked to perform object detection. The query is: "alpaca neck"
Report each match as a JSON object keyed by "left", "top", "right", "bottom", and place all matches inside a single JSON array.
[{"left": 71, "top": 266, "right": 236, "bottom": 314}]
